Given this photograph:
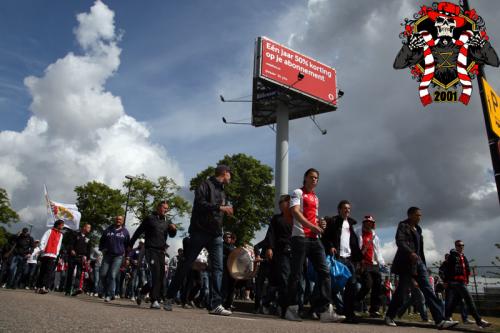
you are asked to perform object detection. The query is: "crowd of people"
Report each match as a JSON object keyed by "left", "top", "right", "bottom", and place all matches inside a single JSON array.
[{"left": 0, "top": 165, "right": 492, "bottom": 329}]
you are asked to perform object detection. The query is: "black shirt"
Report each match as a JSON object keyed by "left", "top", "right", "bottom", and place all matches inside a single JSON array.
[
  {"left": 69, "top": 232, "right": 91, "bottom": 257},
  {"left": 266, "top": 213, "right": 292, "bottom": 252},
  {"left": 130, "top": 212, "right": 176, "bottom": 251}
]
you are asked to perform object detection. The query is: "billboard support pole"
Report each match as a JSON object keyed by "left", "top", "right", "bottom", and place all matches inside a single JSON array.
[
  {"left": 463, "top": 0, "right": 500, "bottom": 204},
  {"left": 275, "top": 102, "right": 289, "bottom": 212}
]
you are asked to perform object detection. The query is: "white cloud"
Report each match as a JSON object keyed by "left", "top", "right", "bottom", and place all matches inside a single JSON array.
[{"left": 0, "top": 1, "right": 183, "bottom": 237}]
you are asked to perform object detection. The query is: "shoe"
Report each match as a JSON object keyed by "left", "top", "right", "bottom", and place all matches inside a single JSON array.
[
  {"left": 150, "top": 301, "right": 161, "bottom": 309},
  {"left": 164, "top": 298, "right": 173, "bottom": 311},
  {"left": 477, "top": 319, "right": 491, "bottom": 328},
  {"left": 39, "top": 287, "right": 49, "bottom": 294},
  {"left": 262, "top": 305, "right": 271, "bottom": 315},
  {"left": 130, "top": 296, "right": 136, "bottom": 302},
  {"left": 369, "top": 311, "right": 382, "bottom": 318},
  {"left": 104, "top": 296, "right": 111, "bottom": 302},
  {"left": 115, "top": 295, "right": 120, "bottom": 299},
  {"left": 285, "top": 305, "right": 302, "bottom": 322},
  {"left": 25, "top": 286, "right": 30, "bottom": 290},
  {"left": 136, "top": 295, "right": 142, "bottom": 306},
  {"left": 463, "top": 318, "right": 474, "bottom": 324},
  {"left": 437, "top": 320, "right": 459, "bottom": 330},
  {"left": 343, "top": 315, "right": 360, "bottom": 324},
  {"left": 209, "top": 305, "right": 232, "bottom": 316},
  {"left": 320, "top": 304, "right": 345, "bottom": 323},
  {"left": 182, "top": 303, "right": 193, "bottom": 309},
  {"left": 385, "top": 316, "right": 397, "bottom": 327},
  {"left": 72, "top": 289, "right": 83, "bottom": 296}
]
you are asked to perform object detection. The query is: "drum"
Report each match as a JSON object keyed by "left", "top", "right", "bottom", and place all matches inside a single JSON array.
[{"left": 227, "top": 246, "right": 259, "bottom": 280}]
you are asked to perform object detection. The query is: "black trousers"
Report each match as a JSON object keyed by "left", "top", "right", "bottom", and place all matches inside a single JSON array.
[
  {"left": 337, "top": 257, "right": 359, "bottom": 317},
  {"left": 270, "top": 251, "right": 291, "bottom": 311},
  {"left": 145, "top": 248, "right": 165, "bottom": 302},
  {"left": 287, "top": 237, "right": 331, "bottom": 313},
  {"left": 65, "top": 257, "right": 84, "bottom": 293},
  {"left": 357, "top": 265, "right": 382, "bottom": 313},
  {"left": 222, "top": 268, "right": 236, "bottom": 308},
  {"left": 37, "top": 257, "right": 56, "bottom": 289},
  {"left": 445, "top": 281, "right": 481, "bottom": 323}
]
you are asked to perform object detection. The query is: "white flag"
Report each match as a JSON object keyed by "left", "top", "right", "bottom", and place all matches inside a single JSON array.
[{"left": 44, "top": 185, "right": 81, "bottom": 231}]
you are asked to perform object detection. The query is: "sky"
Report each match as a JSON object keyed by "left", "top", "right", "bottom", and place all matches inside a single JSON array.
[{"left": 0, "top": 0, "right": 499, "bottom": 265}]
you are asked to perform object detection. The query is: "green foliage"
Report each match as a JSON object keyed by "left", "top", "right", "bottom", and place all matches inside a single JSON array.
[
  {"left": 0, "top": 226, "right": 14, "bottom": 249},
  {"left": 190, "top": 154, "right": 274, "bottom": 245},
  {"left": 0, "top": 188, "right": 19, "bottom": 226},
  {"left": 74, "top": 181, "right": 126, "bottom": 234},
  {"left": 125, "top": 175, "right": 190, "bottom": 228}
]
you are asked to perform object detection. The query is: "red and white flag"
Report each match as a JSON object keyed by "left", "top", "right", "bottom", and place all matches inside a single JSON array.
[{"left": 44, "top": 185, "right": 81, "bottom": 230}]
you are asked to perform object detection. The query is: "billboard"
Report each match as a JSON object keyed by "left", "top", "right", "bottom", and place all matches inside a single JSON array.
[
  {"left": 252, "top": 37, "right": 338, "bottom": 126},
  {"left": 483, "top": 78, "right": 500, "bottom": 137}
]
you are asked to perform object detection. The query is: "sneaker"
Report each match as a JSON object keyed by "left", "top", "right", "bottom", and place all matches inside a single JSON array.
[
  {"left": 182, "top": 303, "right": 193, "bottom": 309},
  {"left": 385, "top": 316, "right": 397, "bottom": 327},
  {"left": 209, "top": 305, "right": 232, "bottom": 316},
  {"left": 477, "top": 319, "right": 491, "bottom": 328},
  {"left": 285, "top": 305, "right": 302, "bottom": 322},
  {"left": 319, "top": 304, "right": 345, "bottom": 323},
  {"left": 437, "top": 320, "right": 459, "bottom": 330},
  {"left": 463, "top": 319, "right": 475, "bottom": 324},
  {"left": 369, "top": 311, "right": 382, "bottom": 318},
  {"left": 25, "top": 286, "right": 30, "bottom": 290},
  {"left": 104, "top": 296, "right": 111, "bottom": 302},
  {"left": 164, "top": 298, "right": 173, "bottom": 311},
  {"left": 150, "top": 301, "right": 161, "bottom": 309},
  {"left": 72, "top": 289, "right": 83, "bottom": 296},
  {"left": 343, "top": 315, "right": 360, "bottom": 324},
  {"left": 39, "top": 287, "right": 49, "bottom": 294},
  {"left": 130, "top": 296, "right": 136, "bottom": 302}
]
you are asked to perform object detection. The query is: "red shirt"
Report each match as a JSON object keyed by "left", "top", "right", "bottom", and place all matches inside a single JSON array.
[
  {"left": 361, "top": 230, "right": 375, "bottom": 265},
  {"left": 290, "top": 187, "right": 319, "bottom": 238}
]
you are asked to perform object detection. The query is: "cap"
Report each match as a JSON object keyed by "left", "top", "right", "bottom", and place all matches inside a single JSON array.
[
  {"left": 363, "top": 215, "right": 376, "bottom": 223},
  {"left": 215, "top": 164, "right": 231, "bottom": 175}
]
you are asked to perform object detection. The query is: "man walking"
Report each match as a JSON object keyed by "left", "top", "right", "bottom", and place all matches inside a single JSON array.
[
  {"left": 65, "top": 223, "right": 92, "bottom": 296},
  {"left": 165, "top": 165, "right": 234, "bottom": 316},
  {"left": 37, "top": 220, "right": 65, "bottom": 294},
  {"left": 284, "top": 168, "right": 344, "bottom": 323},
  {"left": 129, "top": 201, "right": 176, "bottom": 309},
  {"left": 384, "top": 207, "right": 458, "bottom": 329},
  {"left": 8, "top": 227, "right": 34, "bottom": 289},
  {"left": 443, "top": 240, "right": 490, "bottom": 328},
  {"left": 99, "top": 216, "right": 130, "bottom": 303}
]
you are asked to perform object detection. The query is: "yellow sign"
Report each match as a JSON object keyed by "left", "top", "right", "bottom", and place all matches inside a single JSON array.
[{"left": 483, "top": 78, "right": 500, "bottom": 137}]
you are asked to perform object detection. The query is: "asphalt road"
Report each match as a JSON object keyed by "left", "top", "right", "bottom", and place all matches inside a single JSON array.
[{"left": 0, "top": 289, "right": 484, "bottom": 333}]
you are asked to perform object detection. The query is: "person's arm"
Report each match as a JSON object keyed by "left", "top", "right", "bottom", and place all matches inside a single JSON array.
[
  {"left": 39, "top": 230, "right": 50, "bottom": 253},
  {"left": 194, "top": 181, "right": 220, "bottom": 213},
  {"left": 98, "top": 228, "right": 107, "bottom": 252},
  {"left": 266, "top": 217, "right": 275, "bottom": 250},
  {"left": 373, "top": 234, "right": 386, "bottom": 266},
  {"left": 129, "top": 220, "right": 146, "bottom": 248}
]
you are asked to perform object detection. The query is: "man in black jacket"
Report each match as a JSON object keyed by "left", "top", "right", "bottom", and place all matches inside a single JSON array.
[
  {"left": 265, "top": 194, "right": 292, "bottom": 317},
  {"left": 64, "top": 223, "right": 91, "bottom": 296},
  {"left": 130, "top": 201, "right": 176, "bottom": 309},
  {"left": 384, "top": 207, "right": 458, "bottom": 329},
  {"left": 165, "top": 165, "right": 234, "bottom": 316},
  {"left": 443, "top": 240, "right": 490, "bottom": 328},
  {"left": 7, "top": 228, "right": 34, "bottom": 289},
  {"left": 322, "top": 200, "right": 362, "bottom": 322}
]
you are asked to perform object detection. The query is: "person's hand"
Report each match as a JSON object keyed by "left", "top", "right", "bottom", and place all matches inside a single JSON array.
[
  {"left": 319, "top": 218, "right": 327, "bottom": 230},
  {"left": 255, "top": 255, "right": 263, "bottom": 263},
  {"left": 70, "top": 250, "right": 76, "bottom": 256},
  {"left": 168, "top": 223, "right": 177, "bottom": 232},
  {"left": 330, "top": 247, "right": 337, "bottom": 256},
  {"left": 409, "top": 252, "right": 419, "bottom": 264},
  {"left": 311, "top": 224, "right": 324, "bottom": 235},
  {"left": 220, "top": 206, "right": 234, "bottom": 216},
  {"left": 266, "top": 248, "right": 273, "bottom": 261}
]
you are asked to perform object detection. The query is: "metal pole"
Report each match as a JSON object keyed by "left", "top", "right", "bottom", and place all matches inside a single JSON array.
[
  {"left": 463, "top": 0, "right": 500, "bottom": 204},
  {"left": 275, "top": 102, "right": 289, "bottom": 212},
  {"left": 124, "top": 176, "right": 134, "bottom": 226}
]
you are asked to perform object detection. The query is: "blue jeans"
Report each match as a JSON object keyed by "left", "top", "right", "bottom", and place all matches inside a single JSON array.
[
  {"left": 8, "top": 255, "right": 27, "bottom": 288},
  {"left": 100, "top": 254, "right": 123, "bottom": 297},
  {"left": 167, "top": 231, "right": 223, "bottom": 310},
  {"left": 387, "top": 262, "right": 444, "bottom": 324},
  {"left": 93, "top": 265, "right": 101, "bottom": 294}
]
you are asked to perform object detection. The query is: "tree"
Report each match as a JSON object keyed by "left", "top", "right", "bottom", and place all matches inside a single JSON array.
[
  {"left": 125, "top": 175, "right": 190, "bottom": 228},
  {"left": 74, "top": 181, "right": 126, "bottom": 235},
  {"left": 190, "top": 154, "right": 274, "bottom": 245},
  {"left": 0, "top": 188, "right": 19, "bottom": 226}
]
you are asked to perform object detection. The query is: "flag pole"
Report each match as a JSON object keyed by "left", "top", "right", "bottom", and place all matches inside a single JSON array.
[{"left": 462, "top": 0, "right": 500, "bottom": 204}]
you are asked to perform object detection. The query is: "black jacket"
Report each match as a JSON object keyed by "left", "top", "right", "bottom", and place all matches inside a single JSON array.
[
  {"left": 390, "top": 219, "right": 426, "bottom": 275},
  {"left": 130, "top": 212, "right": 176, "bottom": 251},
  {"left": 322, "top": 215, "right": 362, "bottom": 262},
  {"left": 265, "top": 213, "right": 292, "bottom": 253},
  {"left": 13, "top": 233, "right": 34, "bottom": 256},
  {"left": 189, "top": 176, "right": 226, "bottom": 237},
  {"left": 443, "top": 249, "right": 470, "bottom": 283},
  {"left": 68, "top": 232, "right": 91, "bottom": 257}
]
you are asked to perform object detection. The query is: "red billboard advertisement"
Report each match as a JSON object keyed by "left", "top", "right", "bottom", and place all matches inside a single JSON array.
[{"left": 257, "top": 36, "right": 337, "bottom": 105}]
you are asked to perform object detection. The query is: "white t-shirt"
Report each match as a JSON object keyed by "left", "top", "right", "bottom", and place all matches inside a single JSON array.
[{"left": 339, "top": 219, "right": 351, "bottom": 258}]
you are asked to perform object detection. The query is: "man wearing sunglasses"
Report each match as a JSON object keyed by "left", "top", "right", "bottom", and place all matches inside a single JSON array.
[{"left": 443, "top": 240, "right": 490, "bottom": 328}]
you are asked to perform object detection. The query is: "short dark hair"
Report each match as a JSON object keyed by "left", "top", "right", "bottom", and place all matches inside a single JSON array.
[
  {"left": 303, "top": 168, "right": 319, "bottom": 185},
  {"left": 455, "top": 240, "right": 464, "bottom": 246},
  {"left": 22, "top": 227, "right": 29, "bottom": 233},
  {"left": 407, "top": 206, "right": 420, "bottom": 216},
  {"left": 156, "top": 200, "right": 169, "bottom": 207},
  {"left": 54, "top": 219, "right": 64, "bottom": 228},
  {"left": 215, "top": 164, "right": 231, "bottom": 177},
  {"left": 337, "top": 200, "right": 351, "bottom": 212}
]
